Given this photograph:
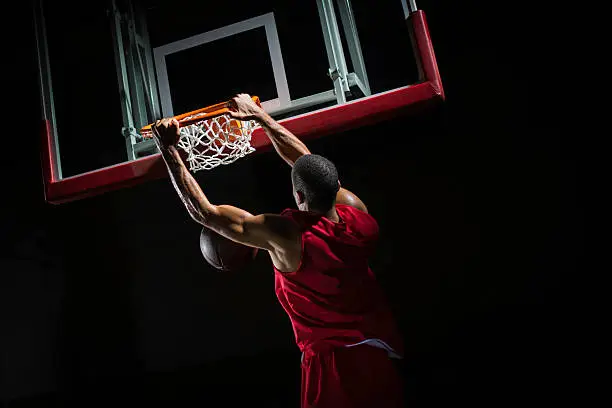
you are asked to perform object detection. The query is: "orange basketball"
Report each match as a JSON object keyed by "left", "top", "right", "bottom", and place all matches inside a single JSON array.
[{"left": 199, "top": 227, "right": 258, "bottom": 271}]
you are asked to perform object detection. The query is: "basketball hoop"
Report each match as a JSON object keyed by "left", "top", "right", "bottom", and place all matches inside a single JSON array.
[{"left": 141, "top": 96, "right": 260, "bottom": 172}]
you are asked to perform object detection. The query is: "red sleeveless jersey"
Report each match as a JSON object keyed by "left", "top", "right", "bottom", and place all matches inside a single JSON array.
[{"left": 274, "top": 204, "right": 403, "bottom": 356}]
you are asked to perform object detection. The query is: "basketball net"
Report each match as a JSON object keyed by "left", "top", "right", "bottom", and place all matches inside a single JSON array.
[
  {"left": 175, "top": 114, "right": 256, "bottom": 172},
  {"left": 141, "top": 97, "right": 259, "bottom": 172}
]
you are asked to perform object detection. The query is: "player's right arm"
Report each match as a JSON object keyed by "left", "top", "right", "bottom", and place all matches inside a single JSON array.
[
  {"left": 228, "top": 93, "right": 368, "bottom": 213},
  {"left": 228, "top": 93, "right": 311, "bottom": 166}
]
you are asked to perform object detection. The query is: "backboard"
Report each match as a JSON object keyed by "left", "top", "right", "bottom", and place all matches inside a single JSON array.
[{"left": 35, "top": 0, "right": 444, "bottom": 204}]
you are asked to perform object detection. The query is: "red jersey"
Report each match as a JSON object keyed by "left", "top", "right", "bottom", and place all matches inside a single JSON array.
[{"left": 274, "top": 204, "right": 403, "bottom": 357}]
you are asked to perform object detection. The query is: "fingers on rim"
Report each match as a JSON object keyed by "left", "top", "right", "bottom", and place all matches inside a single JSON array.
[{"left": 228, "top": 98, "right": 238, "bottom": 110}]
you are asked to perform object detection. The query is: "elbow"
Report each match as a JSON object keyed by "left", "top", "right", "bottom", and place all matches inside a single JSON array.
[
  {"left": 189, "top": 211, "right": 206, "bottom": 226},
  {"left": 187, "top": 203, "right": 216, "bottom": 226}
]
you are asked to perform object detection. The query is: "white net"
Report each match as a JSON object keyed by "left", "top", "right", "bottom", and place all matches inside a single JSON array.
[{"left": 173, "top": 114, "right": 256, "bottom": 172}]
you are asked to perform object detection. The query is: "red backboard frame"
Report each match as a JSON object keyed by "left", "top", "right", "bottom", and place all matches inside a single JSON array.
[{"left": 40, "top": 11, "right": 444, "bottom": 204}]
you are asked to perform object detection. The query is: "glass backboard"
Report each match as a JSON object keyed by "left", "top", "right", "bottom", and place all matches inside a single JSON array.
[{"left": 34, "top": 0, "right": 443, "bottom": 203}]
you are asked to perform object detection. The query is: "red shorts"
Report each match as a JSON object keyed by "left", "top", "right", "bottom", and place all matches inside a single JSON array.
[{"left": 301, "top": 344, "right": 404, "bottom": 408}]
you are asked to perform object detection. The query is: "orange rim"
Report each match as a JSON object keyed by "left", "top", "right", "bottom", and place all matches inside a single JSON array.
[{"left": 141, "top": 96, "right": 261, "bottom": 134}]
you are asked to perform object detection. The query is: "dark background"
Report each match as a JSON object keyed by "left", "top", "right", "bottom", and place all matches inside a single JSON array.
[{"left": 1, "top": 1, "right": 578, "bottom": 407}]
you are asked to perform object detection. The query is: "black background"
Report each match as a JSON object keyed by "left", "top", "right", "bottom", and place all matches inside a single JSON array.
[{"left": 1, "top": 1, "right": 579, "bottom": 407}]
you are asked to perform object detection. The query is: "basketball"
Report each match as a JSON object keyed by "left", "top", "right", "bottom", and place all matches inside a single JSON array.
[{"left": 200, "top": 227, "right": 258, "bottom": 271}]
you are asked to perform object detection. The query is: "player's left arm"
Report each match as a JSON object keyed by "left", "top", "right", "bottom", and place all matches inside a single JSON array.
[{"left": 152, "top": 119, "right": 297, "bottom": 251}]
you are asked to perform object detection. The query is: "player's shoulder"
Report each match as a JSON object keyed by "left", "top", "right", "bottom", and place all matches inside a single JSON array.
[
  {"left": 274, "top": 209, "right": 307, "bottom": 232},
  {"left": 280, "top": 208, "right": 299, "bottom": 217},
  {"left": 336, "top": 204, "right": 377, "bottom": 222},
  {"left": 335, "top": 205, "right": 379, "bottom": 246},
  {"left": 336, "top": 204, "right": 379, "bottom": 233},
  {"left": 256, "top": 212, "right": 302, "bottom": 249},
  {"left": 278, "top": 208, "right": 315, "bottom": 230}
]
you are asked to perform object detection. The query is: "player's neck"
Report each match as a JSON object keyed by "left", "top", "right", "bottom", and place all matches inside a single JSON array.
[
  {"left": 326, "top": 208, "right": 340, "bottom": 223},
  {"left": 306, "top": 204, "right": 340, "bottom": 223},
  {"left": 319, "top": 207, "right": 340, "bottom": 223}
]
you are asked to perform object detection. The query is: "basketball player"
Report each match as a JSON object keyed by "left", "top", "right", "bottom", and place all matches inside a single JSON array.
[{"left": 152, "top": 93, "right": 404, "bottom": 407}]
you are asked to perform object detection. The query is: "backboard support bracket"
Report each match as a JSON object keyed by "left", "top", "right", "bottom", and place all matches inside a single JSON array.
[{"left": 111, "top": 0, "right": 162, "bottom": 161}]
